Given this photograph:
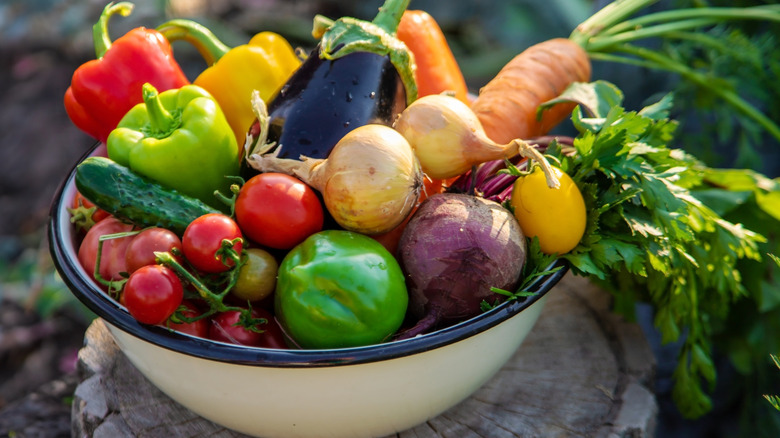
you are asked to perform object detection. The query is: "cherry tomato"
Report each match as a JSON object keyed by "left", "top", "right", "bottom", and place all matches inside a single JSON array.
[
  {"left": 208, "top": 308, "right": 287, "bottom": 349},
  {"left": 70, "top": 191, "right": 110, "bottom": 232},
  {"left": 124, "top": 265, "right": 183, "bottom": 325},
  {"left": 510, "top": 166, "right": 586, "bottom": 255},
  {"left": 166, "top": 300, "right": 208, "bottom": 338},
  {"left": 235, "top": 173, "right": 324, "bottom": 250},
  {"left": 182, "top": 213, "right": 243, "bottom": 273},
  {"left": 125, "top": 227, "right": 183, "bottom": 274},
  {"left": 231, "top": 248, "right": 278, "bottom": 302},
  {"left": 78, "top": 217, "right": 136, "bottom": 283}
]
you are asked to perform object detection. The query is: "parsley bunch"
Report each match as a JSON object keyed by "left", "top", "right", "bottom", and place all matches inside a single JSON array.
[{"left": 547, "top": 81, "right": 767, "bottom": 418}]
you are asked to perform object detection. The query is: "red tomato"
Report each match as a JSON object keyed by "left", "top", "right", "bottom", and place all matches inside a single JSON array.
[
  {"left": 235, "top": 173, "right": 324, "bottom": 250},
  {"left": 182, "top": 213, "right": 243, "bottom": 273},
  {"left": 124, "top": 265, "right": 183, "bottom": 325},
  {"left": 166, "top": 300, "right": 208, "bottom": 338},
  {"left": 78, "top": 217, "right": 136, "bottom": 283},
  {"left": 70, "top": 191, "right": 110, "bottom": 232},
  {"left": 125, "top": 227, "right": 183, "bottom": 274},
  {"left": 208, "top": 308, "right": 287, "bottom": 349}
]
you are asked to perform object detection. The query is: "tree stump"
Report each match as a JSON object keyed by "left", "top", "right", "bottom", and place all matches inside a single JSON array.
[{"left": 72, "top": 273, "right": 658, "bottom": 437}]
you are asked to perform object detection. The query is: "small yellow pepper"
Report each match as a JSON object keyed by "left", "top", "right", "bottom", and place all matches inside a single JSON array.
[{"left": 158, "top": 19, "right": 301, "bottom": 149}]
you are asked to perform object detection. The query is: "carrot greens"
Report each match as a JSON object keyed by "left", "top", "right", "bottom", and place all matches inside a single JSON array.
[{"left": 569, "top": 0, "right": 780, "bottom": 154}]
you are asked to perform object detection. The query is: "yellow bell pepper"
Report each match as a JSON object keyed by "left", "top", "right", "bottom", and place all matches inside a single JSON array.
[{"left": 158, "top": 19, "right": 301, "bottom": 149}]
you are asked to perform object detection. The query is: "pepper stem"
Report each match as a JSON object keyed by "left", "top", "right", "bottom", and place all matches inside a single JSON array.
[
  {"left": 93, "top": 2, "right": 134, "bottom": 59},
  {"left": 142, "top": 83, "right": 177, "bottom": 137},
  {"left": 157, "top": 19, "right": 231, "bottom": 66}
]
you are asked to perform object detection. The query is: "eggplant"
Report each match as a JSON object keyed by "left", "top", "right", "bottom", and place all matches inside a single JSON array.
[
  {"left": 255, "top": 47, "right": 406, "bottom": 160},
  {"left": 243, "top": 0, "right": 416, "bottom": 172}
]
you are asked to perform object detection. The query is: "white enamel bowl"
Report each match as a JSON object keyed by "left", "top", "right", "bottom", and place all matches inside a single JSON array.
[{"left": 49, "top": 145, "right": 568, "bottom": 438}]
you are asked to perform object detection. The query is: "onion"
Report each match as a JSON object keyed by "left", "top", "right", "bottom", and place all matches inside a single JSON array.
[
  {"left": 247, "top": 124, "right": 423, "bottom": 235},
  {"left": 396, "top": 192, "right": 527, "bottom": 339},
  {"left": 393, "top": 94, "right": 560, "bottom": 188}
]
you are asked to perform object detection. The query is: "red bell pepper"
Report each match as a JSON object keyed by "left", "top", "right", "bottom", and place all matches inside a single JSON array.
[{"left": 64, "top": 2, "right": 190, "bottom": 143}]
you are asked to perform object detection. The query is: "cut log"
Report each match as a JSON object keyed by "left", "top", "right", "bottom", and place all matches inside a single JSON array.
[{"left": 72, "top": 273, "right": 658, "bottom": 437}]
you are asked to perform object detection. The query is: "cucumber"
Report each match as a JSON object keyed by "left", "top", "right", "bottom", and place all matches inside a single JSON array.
[{"left": 75, "top": 156, "right": 222, "bottom": 235}]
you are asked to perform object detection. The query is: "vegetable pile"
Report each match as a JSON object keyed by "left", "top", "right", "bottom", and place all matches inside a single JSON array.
[{"left": 63, "top": 0, "right": 780, "bottom": 422}]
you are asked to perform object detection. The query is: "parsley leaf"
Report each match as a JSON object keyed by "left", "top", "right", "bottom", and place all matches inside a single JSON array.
[{"left": 551, "top": 81, "right": 767, "bottom": 418}]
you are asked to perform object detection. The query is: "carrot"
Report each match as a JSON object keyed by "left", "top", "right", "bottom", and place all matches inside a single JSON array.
[
  {"left": 470, "top": 38, "right": 591, "bottom": 144},
  {"left": 471, "top": 1, "right": 780, "bottom": 146},
  {"left": 397, "top": 10, "right": 470, "bottom": 104}
]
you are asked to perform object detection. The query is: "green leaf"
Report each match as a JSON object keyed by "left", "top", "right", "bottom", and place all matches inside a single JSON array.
[
  {"left": 690, "top": 189, "right": 754, "bottom": 217},
  {"left": 700, "top": 167, "right": 777, "bottom": 192},
  {"left": 515, "top": 236, "right": 562, "bottom": 292},
  {"left": 672, "top": 352, "right": 714, "bottom": 419},
  {"left": 655, "top": 306, "right": 681, "bottom": 344},
  {"left": 539, "top": 80, "right": 624, "bottom": 121},
  {"left": 759, "top": 279, "right": 780, "bottom": 313},
  {"left": 691, "top": 343, "right": 717, "bottom": 388},
  {"left": 565, "top": 251, "right": 608, "bottom": 280},
  {"left": 757, "top": 190, "right": 780, "bottom": 222},
  {"left": 638, "top": 92, "right": 675, "bottom": 120}
]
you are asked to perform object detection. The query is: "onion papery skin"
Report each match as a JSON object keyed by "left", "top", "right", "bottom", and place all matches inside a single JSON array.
[
  {"left": 393, "top": 94, "right": 517, "bottom": 180},
  {"left": 312, "top": 125, "right": 424, "bottom": 235}
]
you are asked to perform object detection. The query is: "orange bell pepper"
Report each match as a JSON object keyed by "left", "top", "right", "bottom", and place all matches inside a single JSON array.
[{"left": 397, "top": 10, "right": 469, "bottom": 104}]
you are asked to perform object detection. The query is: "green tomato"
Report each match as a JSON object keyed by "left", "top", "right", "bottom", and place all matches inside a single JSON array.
[
  {"left": 510, "top": 165, "right": 587, "bottom": 255},
  {"left": 275, "top": 230, "right": 408, "bottom": 349},
  {"left": 231, "top": 248, "right": 279, "bottom": 302}
]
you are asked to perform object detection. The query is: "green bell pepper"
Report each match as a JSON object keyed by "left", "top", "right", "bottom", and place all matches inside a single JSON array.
[
  {"left": 107, "top": 83, "right": 240, "bottom": 209},
  {"left": 275, "top": 230, "right": 408, "bottom": 349}
]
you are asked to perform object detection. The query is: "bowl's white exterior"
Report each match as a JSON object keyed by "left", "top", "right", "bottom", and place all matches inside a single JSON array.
[{"left": 106, "top": 294, "right": 546, "bottom": 438}]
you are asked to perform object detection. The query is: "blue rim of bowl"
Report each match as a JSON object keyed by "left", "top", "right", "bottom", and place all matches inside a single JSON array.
[{"left": 48, "top": 143, "right": 569, "bottom": 368}]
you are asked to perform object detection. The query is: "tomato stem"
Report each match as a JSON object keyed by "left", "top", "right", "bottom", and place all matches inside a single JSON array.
[
  {"left": 154, "top": 248, "right": 265, "bottom": 331},
  {"left": 213, "top": 176, "right": 244, "bottom": 218},
  {"left": 93, "top": 230, "right": 141, "bottom": 293}
]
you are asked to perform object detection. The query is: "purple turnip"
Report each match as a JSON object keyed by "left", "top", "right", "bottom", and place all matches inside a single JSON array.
[{"left": 396, "top": 192, "right": 527, "bottom": 339}]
